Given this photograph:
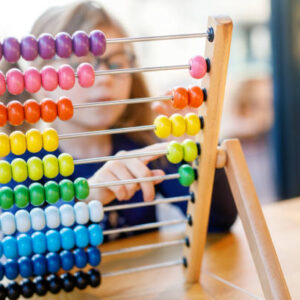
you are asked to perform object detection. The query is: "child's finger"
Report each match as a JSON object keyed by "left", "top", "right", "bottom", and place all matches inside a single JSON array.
[{"left": 151, "top": 169, "right": 166, "bottom": 184}]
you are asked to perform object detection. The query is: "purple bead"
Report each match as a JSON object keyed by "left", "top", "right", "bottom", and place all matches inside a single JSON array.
[
  {"left": 38, "top": 33, "right": 55, "bottom": 60},
  {"left": 72, "top": 31, "right": 89, "bottom": 57},
  {"left": 55, "top": 32, "right": 72, "bottom": 58},
  {"left": 21, "top": 35, "right": 38, "bottom": 61},
  {"left": 89, "top": 30, "right": 106, "bottom": 56},
  {"left": 0, "top": 42, "right": 2, "bottom": 61},
  {"left": 3, "top": 37, "right": 20, "bottom": 63}
]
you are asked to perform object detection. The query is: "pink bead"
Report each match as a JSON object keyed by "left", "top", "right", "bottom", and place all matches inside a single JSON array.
[
  {"left": 77, "top": 63, "right": 95, "bottom": 88},
  {"left": 41, "top": 66, "right": 58, "bottom": 91},
  {"left": 6, "top": 68, "right": 24, "bottom": 95},
  {"left": 189, "top": 56, "right": 207, "bottom": 79},
  {"left": 24, "top": 67, "right": 42, "bottom": 93},
  {"left": 0, "top": 72, "right": 6, "bottom": 96},
  {"left": 58, "top": 64, "right": 75, "bottom": 90}
]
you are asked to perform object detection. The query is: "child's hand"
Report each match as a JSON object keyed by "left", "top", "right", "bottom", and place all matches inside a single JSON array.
[{"left": 88, "top": 143, "right": 168, "bottom": 205}]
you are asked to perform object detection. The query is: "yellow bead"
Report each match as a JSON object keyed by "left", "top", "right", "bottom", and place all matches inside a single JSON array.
[
  {"left": 43, "top": 154, "right": 59, "bottom": 179},
  {"left": 170, "top": 114, "right": 186, "bottom": 137},
  {"left": 184, "top": 113, "right": 201, "bottom": 136},
  {"left": 27, "top": 157, "right": 43, "bottom": 181},
  {"left": 154, "top": 115, "right": 171, "bottom": 139},
  {"left": 0, "top": 133, "right": 10, "bottom": 157},
  {"left": 42, "top": 128, "right": 59, "bottom": 152},
  {"left": 26, "top": 129, "right": 43, "bottom": 153},
  {"left": 11, "top": 158, "right": 28, "bottom": 183},
  {"left": 0, "top": 161, "right": 12, "bottom": 184},
  {"left": 10, "top": 131, "right": 27, "bottom": 155},
  {"left": 182, "top": 139, "right": 198, "bottom": 162},
  {"left": 58, "top": 153, "right": 74, "bottom": 177}
]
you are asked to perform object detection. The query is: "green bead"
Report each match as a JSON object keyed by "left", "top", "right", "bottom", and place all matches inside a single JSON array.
[
  {"left": 0, "top": 160, "right": 12, "bottom": 184},
  {"left": 74, "top": 177, "right": 89, "bottom": 200},
  {"left": 166, "top": 141, "right": 183, "bottom": 164},
  {"left": 14, "top": 185, "right": 29, "bottom": 208},
  {"left": 178, "top": 164, "right": 195, "bottom": 187},
  {"left": 29, "top": 183, "right": 45, "bottom": 206},
  {"left": 0, "top": 187, "right": 14, "bottom": 210},
  {"left": 182, "top": 139, "right": 198, "bottom": 162},
  {"left": 45, "top": 181, "right": 60, "bottom": 204},
  {"left": 59, "top": 179, "right": 75, "bottom": 202},
  {"left": 11, "top": 158, "right": 28, "bottom": 183}
]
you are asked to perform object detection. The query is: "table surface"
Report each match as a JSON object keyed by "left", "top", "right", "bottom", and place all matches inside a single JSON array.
[{"left": 26, "top": 198, "right": 300, "bottom": 300}]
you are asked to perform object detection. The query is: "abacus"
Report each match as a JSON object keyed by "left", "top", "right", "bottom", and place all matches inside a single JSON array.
[{"left": 0, "top": 15, "right": 291, "bottom": 300}]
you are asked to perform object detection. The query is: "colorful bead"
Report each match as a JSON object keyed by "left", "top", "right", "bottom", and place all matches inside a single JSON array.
[
  {"left": 27, "top": 157, "right": 43, "bottom": 181},
  {"left": 166, "top": 141, "right": 183, "bottom": 164},
  {"left": 42, "top": 154, "right": 59, "bottom": 178},
  {"left": 32, "top": 254, "right": 47, "bottom": 276},
  {"left": 41, "top": 98, "right": 57, "bottom": 123},
  {"left": 7, "top": 100, "right": 24, "bottom": 126},
  {"left": 88, "top": 224, "right": 103, "bottom": 246},
  {"left": 30, "top": 207, "right": 46, "bottom": 231},
  {"left": 74, "top": 202, "right": 89, "bottom": 225},
  {"left": 60, "top": 227, "right": 75, "bottom": 250},
  {"left": 189, "top": 56, "right": 207, "bottom": 79},
  {"left": 18, "top": 257, "right": 33, "bottom": 278},
  {"left": 182, "top": 139, "right": 198, "bottom": 162},
  {"left": 74, "top": 177, "right": 89, "bottom": 200},
  {"left": 74, "top": 248, "right": 87, "bottom": 268},
  {"left": 10, "top": 131, "right": 26, "bottom": 155},
  {"left": 2, "top": 236, "right": 17, "bottom": 259},
  {"left": 38, "top": 33, "right": 55, "bottom": 59},
  {"left": 24, "top": 67, "right": 41, "bottom": 93},
  {"left": 34, "top": 276, "right": 48, "bottom": 296},
  {"left": 0, "top": 160, "right": 11, "bottom": 184},
  {"left": 5, "top": 259, "right": 19, "bottom": 280},
  {"left": 89, "top": 30, "right": 106, "bottom": 56},
  {"left": 17, "top": 234, "right": 32, "bottom": 257},
  {"left": 45, "top": 181, "right": 60, "bottom": 204},
  {"left": 46, "top": 252, "right": 60, "bottom": 274},
  {"left": 59, "top": 179, "right": 75, "bottom": 202},
  {"left": 0, "top": 73, "right": 5, "bottom": 97},
  {"left": 188, "top": 86, "right": 204, "bottom": 108},
  {"left": 45, "top": 206, "right": 60, "bottom": 229},
  {"left": 41, "top": 66, "right": 58, "bottom": 91},
  {"left": 77, "top": 63, "right": 95, "bottom": 87},
  {"left": 60, "top": 250, "right": 74, "bottom": 271},
  {"left": 72, "top": 31, "right": 89, "bottom": 57},
  {"left": 26, "top": 128, "right": 43, "bottom": 153},
  {"left": 29, "top": 183, "right": 45, "bottom": 206},
  {"left": 47, "top": 274, "right": 61, "bottom": 294},
  {"left": 31, "top": 232, "right": 46, "bottom": 254},
  {"left": 74, "top": 225, "right": 89, "bottom": 248},
  {"left": 61, "top": 272, "right": 75, "bottom": 292},
  {"left": 88, "top": 200, "right": 104, "bottom": 223},
  {"left": 0, "top": 212, "right": 15, "bottom": 235},
  {"left": 7, "top": 282, "right": 21, "bottom": 300},
  {"left": 58, "top": 153, "right": 74, "bottom": 177},
  {"left": 14, "top": 185, "right": 29, "bottom": 208},
  {"left": 178, "top": 164, "right": 195, "bottom": 187},
  {"left": 154, "top": 115, "right": 172, "bottom": 139},
  {"left": 0, "top": 186, "right": 14, "bottom": 210},
  {"left": 58, "top": 64, "right": 75, "bottom": 90},
  {"left": 170, "top": 113, "right": 186, "bottom": 137},
  {"left": 87, "top": 247, "right": 101, "bottom": 267},
  {"left": 88, "top": 268, "right": 101, "bottom": 287},
  {"left": 6, "top": 68, "right": 24, "bottom": 95},
  {"left": 21, "top": 35, "right": 38, "bottom": 61},
  {"left": 0, "top": 103, "right": 8, "bottom": 127},
  {"left": 0, "top": 133, "right": 9, "bottom": 157},
  {"left": 56, "top": 32, "right": 72, "bottom": 58},
  {"left": 24, "top": 99, "right": 41, "bottom": 124},
  {"left": 172, "top": 87, "right": 188, "bottom": 109},
  {"left": 57, "top": 97, "right": 73, "bottom": 121},
  {"left": 185, "top": 113, "right": 201, "bottom": 135},
  {"left": 42, "top": 127, "right": 59, "bottom": 152},
  {"left": 15, "top": 210, "right": 31, "bottom": 233},
  {"left": 11, "top": 158, "right": 28, "bottom": 182},
  {"left": 3, "top": 37, "right": 20, "bottom": 63},
  {"left": 46, "top": 230, "right": 61, "bottom": 252},
  {"left": 75, "top": 271, "right": 89, "bottom": 290},
  {"left": 20, "top": 278, "right": 35, "bottom": 297},
  {"left": 59, "top": 204, "right": 75, "bottom": 227}
]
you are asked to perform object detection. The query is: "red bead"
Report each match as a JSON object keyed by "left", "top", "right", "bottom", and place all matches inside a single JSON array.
[
  {"left": 0, "top": 102, "right": 7, "bottom": 126},
  {"left": 0, "top": 71, "right": 6, "bottom": 96},
  {"left": 7, "top": 101, "right": 24, "bottom": 126},
  {"left": 6, "top": 68, "right": 24, "bottom": 95},
  {"left": 57, "top": 97, "right": 73, "bottom": 121},
  {"left": 188, "top": 86, "right": 204, "bottom": 108},
  {"left": 171, "top": 87, "right": 188, "bottom": 109},
  {"left": 41, "top": 99, "right": 57, "bottom": 122},
  {"left": 24, "top": 99, "right": 41, "bottom": 124}
]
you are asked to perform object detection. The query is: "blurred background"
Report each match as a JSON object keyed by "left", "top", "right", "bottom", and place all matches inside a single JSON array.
[{"left": 0, "top": 0, "right": 297, "bottom": 204}]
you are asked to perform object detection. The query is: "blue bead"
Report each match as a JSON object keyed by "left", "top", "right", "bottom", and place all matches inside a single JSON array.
[
  {"left": 88, "top": 224, "right": 103, "bottom": 246},
  {"left": 2, "top": 236, "right": 17, "bottom": 259},
  {"left": 60, "top": 250, "right": 74, "bottom": 271},
  {"left": 0, "top": 242, "right": 3, "bottom": 257},
  {"left": 87, "top": 247, "right": 101, "bottom": 267},
  {"left": 46, "top": 252, "right": 60, "bottom": 273},
  {"left": 18, "top": 256, "right": 33, "bottom": 278},
  {"left": 17, "top": 234, "right": 32, "bottom": 257},
  {"left": 0, "top": 263, "right": 4, "bottom": 280},
  {"left": 60, "top": 227, "right": 75, "bottom": 250},
  {"left": 74, "top": 248, "right": 87, "bottom": 268},
  {"left": 5, "top": 259, "right": 19, "bottom": 280},
  {"left": 32, "top": 232, "right": 46, "bottom": 254},
  {"left": 32, "top": 254, "right": 47, "bottom": 276},
  {"left": 46, "top": 230, "right": 61, "bottom": 252},
  {"left": 74, "top": 225, "right": 89, "bottom": 248}
]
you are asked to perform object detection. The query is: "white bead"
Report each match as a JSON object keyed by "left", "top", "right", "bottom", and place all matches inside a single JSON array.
[
  {"left": 0, "top": 212, "right": 16, "bottom": 235},
  {"left": 15, "top": 210, "right": 31, "bottom": 233},
  {"left": 59, "top": 204, "right": 75, "bottom": 227},
  {"left": 45, "top": 206, "right": 60, "bottom": 229},
  {"left": 74, "top": 202, "right": 89, "bottom": 224},
  {"left": 88, "top": 200, "right": 104, "bottom": 222},
  {"left": 30, "top": 208, "right": 46, "bottom": 231}
]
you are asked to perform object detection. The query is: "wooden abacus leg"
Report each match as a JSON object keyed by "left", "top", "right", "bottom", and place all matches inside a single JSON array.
[{"left": 220, "top": 139, "right": 291, "bottom": 300}]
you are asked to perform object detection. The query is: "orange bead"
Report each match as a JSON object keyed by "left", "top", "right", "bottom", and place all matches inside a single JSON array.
[
  {"left": 7, "top": 100, "right": 24, "bottom": 126},
  {"left": 24, "top": 99, "right": 41, "bottom": 124},
  {"left": 57, "top": 97, "right": 74, "bottom": 121},
  {"left": 171, "top": 87, "right": 188, "bottom": 109},
  {"left": 0, "top": 102, "right": 7, "bottom": 127},
  {"left": 40, "top": 98, "right": 57, "bottom": 123},
  {"left": 188, "top": 86, "right": 204, "bottom": 108}
]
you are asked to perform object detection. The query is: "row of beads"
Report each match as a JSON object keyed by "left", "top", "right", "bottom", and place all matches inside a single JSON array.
[
  {"left": 0, "top": 98, "right": 73, "bottom": 127},
  {"left": 167, "top": 139, "right": 199, "bottom": 164},
  {"left": 172, "top": 86, "right": 205, "bottom": 109},
  {"left": 0, "top": 269, "right": 101, "bottom": 299},
  {"left": 0, "top": 178, "right": 90, "bottom": 210},
  {"left": 1, "top": 30, "right": 106, "bottom": 63}
]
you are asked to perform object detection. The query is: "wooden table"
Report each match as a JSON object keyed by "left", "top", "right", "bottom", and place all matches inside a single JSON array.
[{"left": 29, "top": 198, "right": 300, "bottom": 300}]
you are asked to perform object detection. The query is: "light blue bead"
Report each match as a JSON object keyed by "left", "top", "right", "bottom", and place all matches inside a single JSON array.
[
  {"left": 74, "top": 202, "right": 89, "bottom": 224},
  {"left": 60, "top": 227, "right": 75, "bottom": 250},
  {"left": 45, "top": 206, "right": 60, "bottom": 229},
  {"left": 15, "top": 210, "right": 31, "bottom": 233},
  {"left": 17, "top": 234, "right": 32, "bottom": 257},
  {"left": 88, "top": 224, "right": 103, "bottom": 246},
  {"left": 74, "top": 225, "right": 89, "bottom": 248},
  {"left": 31, "top": 232, "right": 46, "bottom": 254},
  {"left": 2, "top": 236, "right": 17, "bottom": 259},
  {"left": 30, "top": 208, "right": 46, "bottom": 231},
  {"left": 88, "top": 200, "right": 104, "bottom": 222},
  {"left": 0, "top": 212, "right": 16, "bottom": 235},
  {"left": 46, "top": 230, "right": 61, "bottom": 252},
  {"left": 59, "top": 204, "right": 75, "bottom": 227}
]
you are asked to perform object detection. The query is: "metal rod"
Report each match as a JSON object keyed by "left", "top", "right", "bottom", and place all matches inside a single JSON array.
[
  {"left": 103, "top": 218, "right": 186, "bottom": 235},
  {"left": 102, "top": 259, "right": 183, "bottom": 277},
  {"left": 103, "top": 195, "right": 191, "bottom": 212},
  {"left": 101, "top": 239, "right": 185, "bottom": 257}
]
